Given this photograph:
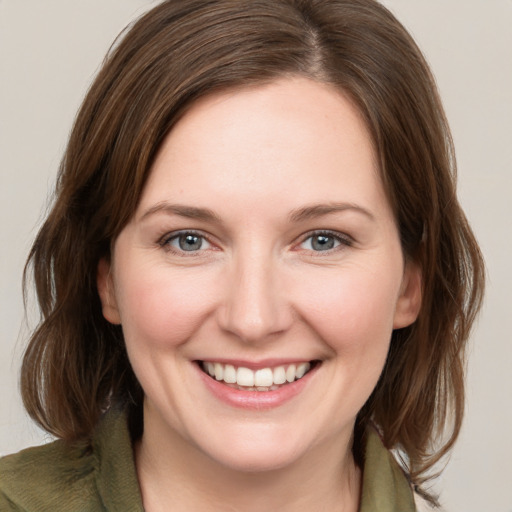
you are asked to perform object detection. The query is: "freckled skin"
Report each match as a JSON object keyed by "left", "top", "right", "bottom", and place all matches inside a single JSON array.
[{"left": 98, "top": 78, "right": 421, "bottom": 506}]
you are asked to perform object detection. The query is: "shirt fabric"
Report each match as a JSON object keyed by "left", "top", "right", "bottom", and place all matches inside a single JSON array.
[{"left": 0, "top": 408, "right": 417, "bottom": 511}]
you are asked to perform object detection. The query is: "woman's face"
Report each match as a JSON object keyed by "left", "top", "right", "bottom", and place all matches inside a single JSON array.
[{"left": 98, "top": 77, "right": 421, "bottom": 472}]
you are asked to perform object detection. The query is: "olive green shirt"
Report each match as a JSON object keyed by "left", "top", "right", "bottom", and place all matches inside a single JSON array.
[{"left": 0, "top": 409, "right": 416, "bottom": 511}]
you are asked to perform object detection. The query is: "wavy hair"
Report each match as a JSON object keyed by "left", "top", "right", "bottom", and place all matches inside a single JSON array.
[{"left": 21, "top": 0, "right": 485, "bottom": 501}]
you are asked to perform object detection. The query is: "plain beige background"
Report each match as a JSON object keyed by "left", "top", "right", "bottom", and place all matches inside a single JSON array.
[{"left": 1, "top": 1, "right": 511, "bottom": 510}]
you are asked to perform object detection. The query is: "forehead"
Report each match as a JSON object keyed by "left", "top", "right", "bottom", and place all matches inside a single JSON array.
[{"left": 137, "top": 77, "right": 388, "bottom": 222}]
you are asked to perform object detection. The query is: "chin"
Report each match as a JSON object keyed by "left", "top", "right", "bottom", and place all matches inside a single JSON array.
[
  {"left": 192, "top": 423, "right": 318, "bottom": 474},
  {"left": 207, "top": 444, "right": 302, "bottom": 473}
]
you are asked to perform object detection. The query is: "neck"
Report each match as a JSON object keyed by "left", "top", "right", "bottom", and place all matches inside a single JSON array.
[{"left": 135, "top": 407, "right": 361, "bottom": 512}]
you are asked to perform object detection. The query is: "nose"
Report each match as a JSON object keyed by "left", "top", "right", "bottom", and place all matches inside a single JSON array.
[{"left": 217, "top": 248, "right": 293, "bottom": 344}]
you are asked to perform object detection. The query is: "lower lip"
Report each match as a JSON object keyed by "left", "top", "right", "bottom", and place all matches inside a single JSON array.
[{"left": 195, "top": 363, "right": 318, "bottom": 410}]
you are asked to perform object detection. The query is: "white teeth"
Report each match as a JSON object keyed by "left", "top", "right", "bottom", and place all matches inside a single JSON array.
[
  {"left": 214, "top": 362, "right": 224, "bottom": 381},
  {"left": 286, "top": 364, "right": 296, "bottom": 383},
  {"left": 202, "top": 361, "right": 314, "bottom": 389},
  {"left": 237, "top": 367, "right": 255, "bottom": 387},
  {"left": 273, "top": 366, "right": 286, "bottom": 385},
  {"left": 296, "top": 362, "right": 311, "bottom": 379},
  {"left": 254, "top": 368, "right": 273, "bottom": 387},
  {"left": 223, "top": 364, "right": 237, "bottom": 384}
]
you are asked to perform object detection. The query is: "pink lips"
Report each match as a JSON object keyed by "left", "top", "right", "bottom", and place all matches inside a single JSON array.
[{"left": 195, "top": 361, "right": 318, "bottom": 410}]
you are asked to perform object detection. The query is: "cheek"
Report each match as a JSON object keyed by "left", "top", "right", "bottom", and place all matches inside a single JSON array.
[
  {"left": 292, "top": 265, "right": 402, "bottom": 418},
  {"left": 114, "top": 267, "right": 216, "bottom": 349},
  {"left": 294, "top": 264, "right": 401, "bottom": 353}
]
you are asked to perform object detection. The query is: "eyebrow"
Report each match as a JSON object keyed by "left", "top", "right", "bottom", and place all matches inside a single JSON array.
[
  {"left": 139, "top": 202, "right": 222, "bottom": 223},
  {"left": 288, "top": 202, "right": 376, "bottom": 223},
  {"left": 139, "top": 201, "right": 375, "bottom": 224}
]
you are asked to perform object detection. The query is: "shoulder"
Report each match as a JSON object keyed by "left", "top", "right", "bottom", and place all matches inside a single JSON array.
[
  {"left": 0, "top": 437, "right": 99, "bottom": 512},
  {"left": 0, "top": 407, "right": 143, "bottom": 512}
]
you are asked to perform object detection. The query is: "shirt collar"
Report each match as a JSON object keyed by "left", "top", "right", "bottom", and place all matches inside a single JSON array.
[
  {"left": 94, "top": 407, "right": 145, "bottom": 511},
  {"left": 359, "top": 428, "right": 416, "bottom": 512}
]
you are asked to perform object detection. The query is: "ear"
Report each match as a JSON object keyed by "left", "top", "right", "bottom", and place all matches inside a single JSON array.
[
  {"left": 97, "top": 257, "right": 121, "bottom": 325},
  {"left": 393, "top": 260, "right": 422, "bottom": 329}
]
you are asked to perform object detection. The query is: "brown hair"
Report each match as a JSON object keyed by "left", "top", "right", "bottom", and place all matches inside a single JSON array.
[{"left": 21, "top": 0, "right": 484, "bottom": 499}]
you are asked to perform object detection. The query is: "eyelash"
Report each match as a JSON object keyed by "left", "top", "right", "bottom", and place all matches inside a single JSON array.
[
  {"left": 158, "top": 229, "right": 353, "bottom": 255},
  {"left": 297, "top": 230, "right": 354, "bottom": 254},
  {"left": 158, "top": 230, "right": 213, "bottom": 256}
]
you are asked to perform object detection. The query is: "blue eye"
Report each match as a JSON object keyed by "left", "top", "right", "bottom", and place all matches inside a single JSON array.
[
  {"left": 164, "top": 232, "right": 211, "bottom": 252},
  {"left": 300, "top": 232, "right": 349, "bottom": 252}
]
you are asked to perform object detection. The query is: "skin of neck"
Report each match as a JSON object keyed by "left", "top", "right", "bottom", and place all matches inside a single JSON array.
[{"left": 135, "top": 400, "right": 362, "bottom": 512}]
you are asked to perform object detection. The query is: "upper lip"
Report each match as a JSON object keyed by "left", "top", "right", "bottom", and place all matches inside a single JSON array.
[{"left": 196, "top": 358, "right": 318, "bottom": 370}]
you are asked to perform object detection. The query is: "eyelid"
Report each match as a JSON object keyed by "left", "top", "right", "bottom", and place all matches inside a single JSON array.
[
  {"left": 158, "top": 229, "right": 215, "bottom": 254},
  {"left": 296, "top": 229, "right": 354, "bottom": 252}
]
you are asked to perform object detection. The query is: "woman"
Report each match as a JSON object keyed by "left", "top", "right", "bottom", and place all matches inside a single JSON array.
[{"left": 0, "top": 0, "right": 484, "bottom": 510}]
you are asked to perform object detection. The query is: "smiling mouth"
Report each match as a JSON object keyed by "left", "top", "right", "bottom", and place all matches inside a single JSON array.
[{"left": 199, "top": 361, "right": 318, "bottom": 392}]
